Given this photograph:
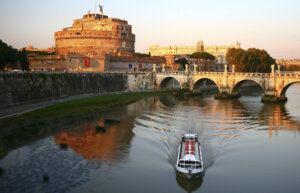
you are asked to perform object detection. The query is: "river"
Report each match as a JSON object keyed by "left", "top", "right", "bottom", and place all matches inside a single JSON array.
[{"left": 1, "top": 84, "right": 300, "bottom": 193}]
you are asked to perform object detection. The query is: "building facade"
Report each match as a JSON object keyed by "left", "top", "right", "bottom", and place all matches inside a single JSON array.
[
  {"left": 55, "top": 10, "right": 135, "bottom": 57},
  {"left": 149, "top": 41, "right": 241, "bottom": 64}
]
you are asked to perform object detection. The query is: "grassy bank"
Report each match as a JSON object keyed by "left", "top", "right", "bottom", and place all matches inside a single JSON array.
[
  {"left": 0, "top": 90, "right": 182, "bottom": 158},
  {"left": 1, "top": 90, "right": 175, "bottom": 126}
]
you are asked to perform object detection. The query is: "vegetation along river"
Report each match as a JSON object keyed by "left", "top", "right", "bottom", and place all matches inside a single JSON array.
[{"left": 1, "top": 84, "right": 300, "bottom": 193}]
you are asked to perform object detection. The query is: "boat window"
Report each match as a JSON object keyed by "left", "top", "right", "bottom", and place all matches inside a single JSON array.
[{"left": 185, "top": 161, "right": 195, "bottom": 165}]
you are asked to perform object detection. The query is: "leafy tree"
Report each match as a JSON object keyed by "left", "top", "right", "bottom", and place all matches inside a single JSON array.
[
  {"left": 244, "top": 48, "right": 275, "bottom": 73},
  {"left": 226, "top": 47, "right": 275, "bottom": 73},
  {"left": 18, "top": 48, "right": 29, "bottom": 71},
  {"left": 175, "top": 58, "right": 189, "bottom": 69},
  {"left": 0, "top": 40, "right": 18, "bottom": 70},
  {"left": 226, "top": 48, "right": 246, "bottom": 72},
  {"left": 191, "top": 52, "right": 215, "bottom": 60}
]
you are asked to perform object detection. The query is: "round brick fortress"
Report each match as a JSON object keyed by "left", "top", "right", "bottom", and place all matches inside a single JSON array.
[{"left": 55, "top": 13, "right": 135, "bottom": 57}]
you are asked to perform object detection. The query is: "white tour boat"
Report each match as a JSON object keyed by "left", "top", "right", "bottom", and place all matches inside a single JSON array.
[{"left": 176, "top": 134, "right": 204, "bottom": 178}]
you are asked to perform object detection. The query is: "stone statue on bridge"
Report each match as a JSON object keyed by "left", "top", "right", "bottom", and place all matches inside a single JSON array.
[
  {"left": 153, "top": 64, "right": 156, "bottom": 72},
  {"left": 162, "top": 64, "right": 165, "bottom": 72},
  {"left": 194, "top": 64, "right": 197, "bottom": 73},
  {"left": 185, "top": 64, "right": 189, "bottom": 73}
]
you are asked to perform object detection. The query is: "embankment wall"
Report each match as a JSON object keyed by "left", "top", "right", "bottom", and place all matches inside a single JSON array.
[{"left": 0, "top": 72, "right": 128, "bottom": 108}]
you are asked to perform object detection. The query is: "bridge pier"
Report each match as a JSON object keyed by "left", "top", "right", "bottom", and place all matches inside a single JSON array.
[
  {"left": 262, "top": 90, "right": 287, "bottom": 102},
  {"left": 261, "top": 95, "right": 287, "bottom": 102},
  {"left": 214, "top": 87, "right": 241, "bottom": 100}
]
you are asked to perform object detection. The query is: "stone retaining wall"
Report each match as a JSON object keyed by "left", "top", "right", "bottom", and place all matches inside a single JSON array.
[{"left": 0, "top": 72, "right": 127, "bottom": 108}]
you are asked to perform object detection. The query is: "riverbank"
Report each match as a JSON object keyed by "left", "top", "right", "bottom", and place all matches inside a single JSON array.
[
  {"left": 0, "top": 91, "right": 157, "bottom": 119},
  {"left": 0, "top": 90, "right": 179, "bottom": 159},
  {"left": 0, "top": 90, "right": 175, "bottom": 123}
]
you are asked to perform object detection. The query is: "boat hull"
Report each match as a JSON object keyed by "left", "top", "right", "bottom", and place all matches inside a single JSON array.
[
  {"left": 176, "top": 169, "right": 204, "bottom": 179},
  {"left": 175, "top": 167, "right": 204, "bottom": 179}
]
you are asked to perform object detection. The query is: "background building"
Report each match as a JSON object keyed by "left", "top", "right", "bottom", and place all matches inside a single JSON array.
[{"left": 149, "top": 41, "right": 241, "bottom": 64}]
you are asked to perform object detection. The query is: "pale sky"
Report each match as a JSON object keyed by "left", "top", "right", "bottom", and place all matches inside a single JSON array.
[{"left": 0, "top": 0, "right": 299, "bottom": 59}]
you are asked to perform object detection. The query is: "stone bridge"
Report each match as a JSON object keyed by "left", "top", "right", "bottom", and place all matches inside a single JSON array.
[{"left": 154, "top": 70, "right": 300, "bottom": 102}]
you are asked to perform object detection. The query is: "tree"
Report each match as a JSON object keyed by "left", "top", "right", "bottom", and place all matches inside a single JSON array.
[
  {"left": 226, "top": 48, "right": 246, "bottom": 72},
  {"left": 191, "top": 52, "right": 215, "bottom": 60},
  {"left": 18, "top": 48, "right": 29, "bottom": 71},
  {"left": 175, "top": 58, "right": 189, "bottom": 70},
  {"left": 244, "top": 48, "right": 275, "bottom": 73},
  {"left": 226, "top": 47, "right": 275, "bottom": 73},
  {"left": 0, "top": 40, "right": 18, "bottom": 70}
]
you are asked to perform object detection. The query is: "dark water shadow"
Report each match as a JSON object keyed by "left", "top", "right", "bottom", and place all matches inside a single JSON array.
[{"left": 176, "top": 172, "right": 204, "bottom": 193}]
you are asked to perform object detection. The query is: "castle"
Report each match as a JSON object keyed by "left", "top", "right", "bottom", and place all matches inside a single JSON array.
[
  {"left": 55, "top": 8, "right": 135, "bottom": 57},
  {"left": 28, "top": 6, "right": 165, "bottom": 72}
]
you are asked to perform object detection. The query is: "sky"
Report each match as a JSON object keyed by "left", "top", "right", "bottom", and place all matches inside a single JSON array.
[{"left": 0, "top": 0, "right": 299, "bottom": 59}]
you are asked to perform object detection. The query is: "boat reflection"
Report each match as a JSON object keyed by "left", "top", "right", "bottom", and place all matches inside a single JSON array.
[{"left": 176, "top": 171, "right": 203, "bottom": 193}]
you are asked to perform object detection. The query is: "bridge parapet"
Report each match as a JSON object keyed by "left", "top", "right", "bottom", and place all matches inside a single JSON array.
[{"left": 157, "top": 71, "right": 300, "bottom": 78}]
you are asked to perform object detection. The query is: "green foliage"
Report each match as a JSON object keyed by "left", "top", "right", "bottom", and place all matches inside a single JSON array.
[
  {"left": 226, "top": 48, "right": 246, "bottom": 72},
  {"left": 18, "top": 48, "right": 29, "bottom": 71},
  {"left": 175, "top": 58, "right": 189, "bottom": 69},
  {"left": 0, "top": 39, "right": 18, "bottom": 70},
  {"left": 191, "top": 52, "right": 216, "bottom": 60},
  {"left": 226, "top": 48, "right": 275, "bottom": 73},
  {"left": 134, "top": 52, "right": 150, "bottom": 57}
]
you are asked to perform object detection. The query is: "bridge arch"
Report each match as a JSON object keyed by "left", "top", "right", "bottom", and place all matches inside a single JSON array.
[
  {"left": 158, "top": 76, "right": 182, "bottom": 89},
  {"left": 192, "top": 78, "right": 219, "bottom": 91},
  {"left": 232, "top": 79, "right": 264, "bottom": 94},
  {"left": 280, "top": 81, "right": 300, "bottom": 97}
]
